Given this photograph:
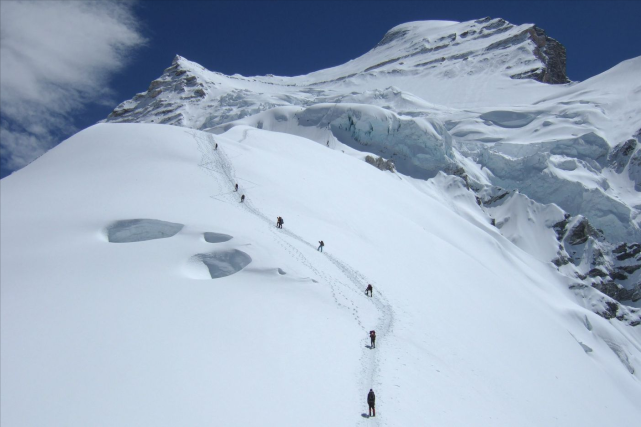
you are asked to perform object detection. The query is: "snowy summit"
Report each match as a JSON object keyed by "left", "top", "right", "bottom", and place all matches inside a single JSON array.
[{"left": 2, "top": 17, "right": 641, "bottom": 427}]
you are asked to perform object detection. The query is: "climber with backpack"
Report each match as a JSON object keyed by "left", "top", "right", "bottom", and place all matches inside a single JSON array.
[
  {"left": 367, "top": 389, "right": 376, "bottom": 417},
  {"left": 277, "top": 216, "right": 284, "bottom": 229},
  {"left": 365, "top": 284, "right": 373, "bottom": 297},
  {"left": 317, "top": 240, "right": 324, "bottom": 252},
  {"left": 369, "top": 330, "right": 376, "bottom": 349},
  {"left": 241, "top": 194, "right": 245, "bottom": 203}
]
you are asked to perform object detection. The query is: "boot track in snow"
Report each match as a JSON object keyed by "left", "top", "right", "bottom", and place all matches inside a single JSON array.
[{"left": 195, "top": 132, "right": 395, "bottom": 423}]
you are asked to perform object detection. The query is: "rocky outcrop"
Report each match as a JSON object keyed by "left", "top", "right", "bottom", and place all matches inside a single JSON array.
[
  {"left": 609, "top": 139, "right": 637, "bottom": 173},
  {"left": 566, "top": 217, "right": 598, "bottom": 246},
  {"left": 628, "top": 133, "right": 641, "bottom": 191},
  {"left": 365, "top": 155, "right": 396, "bottom": 172},
  {"left": 568, "top": 282, "right": 641, "bottom": 326},
  {"left": 530, "top": 27, "right": 570, "bottom": 84},
  {"left": 552, "top": 216, "right": 641, "bottom": 306}
]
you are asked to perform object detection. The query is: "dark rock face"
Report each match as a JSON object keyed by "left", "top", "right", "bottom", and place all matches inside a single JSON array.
[
  {"left": 553, "top": 214, "right": 572, "bottom": 241},
  {"left": 601, "top": 300, "right": 620, "bottom": 319},
  {"left": 511, "top": 27, "right": 570, "bottom": 84},
  {"left": 365, "top": 155, "right": 395, "bottom": 172},
  {"left": 627, "top": 137, "right": 641, "bottom": 191},
  {"left": 629, "top": 284, "right": 641, "bottom": 302},
  {"left": 594, "top": 281, "right": 641, "bottom": 303},
  {"left": 552, "top": 255, "right": 571, "bottom": 267},
  {"left": 614, "top": 243, "right": 641, "bottom": 259},
  {"left": 547, "top": 212, "right": 641, "bottom": 311},
  {"left": 599, "top": 298, "right": 641, "bottom": 325},
  {"left": 609, "top": 139, "right": 637, "bottom": 173},
  {"left": 569, "top": 281, "right": 641, "bottom": 325},
  {"left": 567, "top": 218, "right": 597, "bottom": 246},
  {"left": 618, "top": 264, "right": 641, "bottom": 275},
  {"left": 588, "top": 268, "right": 608, "bottom": 278},
  {"left": 479, "top": 188, "right": 511, "bottom": 207}
]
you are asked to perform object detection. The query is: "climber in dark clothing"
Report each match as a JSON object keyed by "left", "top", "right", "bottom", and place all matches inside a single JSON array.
[
  {"left": 234, "top": 183, "right": 238, "bottom": 192},
  {"left": 365, "top": 284, "right": 373, "bottom": 297},
  {"left": 277, "top": 216, "right": 284, "bottom": 229},
  {"left": 240, "top": 194, "right": 245, "bottom": 203},
  {"left": 317, "top": 240, "right": 324, "bottom": 252},
  {"left": 367, "top": 389, "right": 375, "bottom": 417},
  {"left": 369, "top": 330, "right": 376, "bottom": 349}
]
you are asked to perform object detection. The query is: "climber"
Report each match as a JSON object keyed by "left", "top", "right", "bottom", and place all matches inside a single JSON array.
[
  {"left": 234, "top": 183, "right": 238, "bottom": 192},
  {"left": 365, "top": 284, "right": 373, "bottom": 297},
  {"left": 367, "top": 389, "right": 376, "bottom": 417},
  {"left": 369, "top": 330, "right": 376, "bottom": 349},
  {"left": 215, "top": 143, "right": 218, "bottom": 150},
  {"left": 241, "top": 194, "right": 245, "bottom": 203},
  {"left": 317, "top": 240, "right": 324, "bottom": 252},
  {"left": 277, "top": 216, "right": 284, "bottom": 229}
]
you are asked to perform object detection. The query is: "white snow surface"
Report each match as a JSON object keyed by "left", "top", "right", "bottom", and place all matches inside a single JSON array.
[{"left": 2, "top": 123, "right": 641, "bottom": 426}]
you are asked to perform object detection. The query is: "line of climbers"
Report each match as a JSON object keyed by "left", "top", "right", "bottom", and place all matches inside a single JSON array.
[
  {"left": 221, "top": 141, "right": 379, "bottom": 419},
  {"left": 366, "top": 284, "right": 376, "bottom": 416},
  {"left": 273, "top": 214, "right": 378, "bottom": 418}
]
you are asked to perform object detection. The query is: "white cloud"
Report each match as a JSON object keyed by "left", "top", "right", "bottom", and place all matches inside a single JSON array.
[{"left": 0, "top": 0, "right": 146, "bottom": 176}]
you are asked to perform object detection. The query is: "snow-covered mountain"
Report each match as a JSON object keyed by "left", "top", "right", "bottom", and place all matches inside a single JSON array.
[
  {"left": 104, "top": 18, "right": 641, "bottom": 307},
  {"left": 3, "top": 17, "right": 641, "bottom": 427}
]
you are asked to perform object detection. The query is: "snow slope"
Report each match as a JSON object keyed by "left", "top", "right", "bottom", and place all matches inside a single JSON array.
[{"left": 2, "top": 123, "right": 641, "bottom": 426}]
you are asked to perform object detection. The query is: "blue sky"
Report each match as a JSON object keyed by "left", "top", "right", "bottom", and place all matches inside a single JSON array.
[{"left": 2, "top": 1, "right": 640, "bottom": 178}]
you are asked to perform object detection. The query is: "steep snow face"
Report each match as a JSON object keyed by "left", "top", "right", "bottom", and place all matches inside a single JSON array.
[
  {"left": 2, "top": 123, "right": 641, "bottom": 427},
  {"left": 103, "top": 18, "right": 641, "bottom": 296}
]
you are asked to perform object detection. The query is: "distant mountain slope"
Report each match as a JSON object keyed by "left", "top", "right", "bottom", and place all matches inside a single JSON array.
[{"left": 103, "top": 18, "right": 641, "bottom": 304}]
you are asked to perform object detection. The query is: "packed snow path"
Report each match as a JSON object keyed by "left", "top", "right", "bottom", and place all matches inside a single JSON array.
[{"left": 195, "top": 131, "right": 395, "bottom": 422}]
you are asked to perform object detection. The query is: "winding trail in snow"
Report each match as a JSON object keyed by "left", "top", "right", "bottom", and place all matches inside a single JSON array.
[{"left": 195, "top": 131, "right": 395, "bottom": 424}]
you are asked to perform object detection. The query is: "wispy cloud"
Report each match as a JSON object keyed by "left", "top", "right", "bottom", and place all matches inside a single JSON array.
[{"left": 0, "top": 0, "right": 146, "bottom": 177}]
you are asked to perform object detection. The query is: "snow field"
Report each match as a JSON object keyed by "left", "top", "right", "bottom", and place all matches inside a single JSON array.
[{"left": 2, "top": 123, "right": 641, "bottom": 426}]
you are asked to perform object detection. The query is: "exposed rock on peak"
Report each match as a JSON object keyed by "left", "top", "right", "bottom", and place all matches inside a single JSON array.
[{"left": 522, "top": 27, "right": 569, "bottom": 84}]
